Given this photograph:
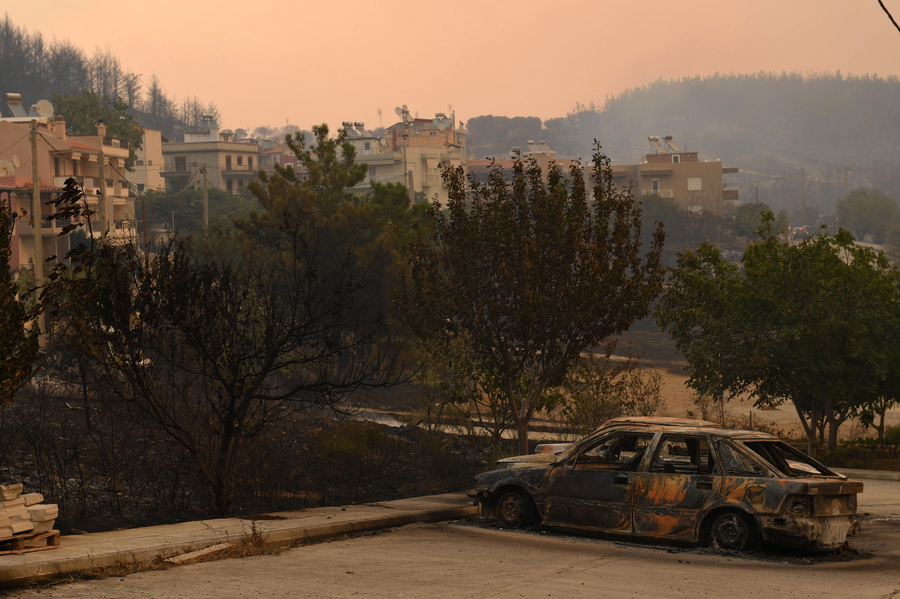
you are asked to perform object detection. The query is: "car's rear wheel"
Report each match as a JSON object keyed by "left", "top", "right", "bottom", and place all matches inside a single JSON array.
[
  {"left": 710, "top": 511, "right": 756, "bottom": 551},
  {"left": 495, "top": 490, "right": 534, "bottom": 529}
]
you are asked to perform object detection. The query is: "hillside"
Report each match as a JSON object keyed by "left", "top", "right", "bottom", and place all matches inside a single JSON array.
[{"left": 467, "top": 73, "right": 900, "bottom": 223}]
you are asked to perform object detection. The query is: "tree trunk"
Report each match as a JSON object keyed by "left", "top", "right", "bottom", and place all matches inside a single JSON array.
[{"left": 515, "top": 418, "right": 529, "bottom": 455}]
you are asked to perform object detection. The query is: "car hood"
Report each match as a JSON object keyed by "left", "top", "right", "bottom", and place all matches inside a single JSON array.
[{"left": 495, "top": 452, "right": 560, "bottom": 468}]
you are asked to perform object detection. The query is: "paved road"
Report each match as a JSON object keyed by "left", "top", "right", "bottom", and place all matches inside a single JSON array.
[{"left": 7, "top": 479, "right": 900, "bottom": 599}]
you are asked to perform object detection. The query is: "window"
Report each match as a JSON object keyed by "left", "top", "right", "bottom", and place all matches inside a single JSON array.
[
  {"left": 136, "top": 159, "right": 144, "bottom": 166},
  {"left": 226, "top": 178, "right": 233, "bottom": 193},
  {"left": 148, "top": 160, "right": 153, "bottom": 166},
  {"left": 687, "top": 177, "right": 703, "bottom": 191},
  {"left": 672, "top": 155, "right": 680, "bottom": 164},
  {"left": 650, "top": 436, "right": 713, "bottom": 474},
  {"left": 53, "top": 157, "right": 62, "bottom": 176},
  {"left": 716, "top": 441, "right": 766, "bottom": 476},
  {"left": 248, "top": 157, "right": 253, "bottom": 169},
  {"left": 576, "top": 433, "right": 653, "bottom": 470},
  {"left": 364, "top": 141, "right": 371, "bottom": 151},
  {"left": 651, "top": 179, "right": 660, "bottom": 192},
  {"left": 175, "top": 156, "right": 187, "bottom": 172},
  {"left": 225, "top": 156, "right": 232, "bottom": 170},
  {"left": 237, "top": 156, "right": 243, "bottom": 166}
]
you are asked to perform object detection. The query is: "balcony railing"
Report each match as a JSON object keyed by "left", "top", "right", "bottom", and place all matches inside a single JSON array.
[
  {"left": 642, "top": 189, "right": 674, "bottom": 198},
  {"left": 102, "top": 136, "right": 129, "bottom": 150},
  {"left": 54, "top": 176, "right": 100, "bottom": 190}
]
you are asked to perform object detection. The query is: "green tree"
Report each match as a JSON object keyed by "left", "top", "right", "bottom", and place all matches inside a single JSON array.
[
  {"left": 0, "top": 201, "right": 39, "bottom": 403},
  {"left": 142, "top": 187, "right": 258, "bottom": 235},
  {"left": 52, "top": 90, "right": 144, "bottom": 169},
  {"left": 836, "top": 188, "right": 899, "bottom": 244},
  {"left": 657, "top": 219, "right": 900, "bottom": 456},
  {"left": 733, "top": 202, "right": 773, "bottom": 237},
  {"left": 398, "top": 148, "right": 665, "bottom": 454}
]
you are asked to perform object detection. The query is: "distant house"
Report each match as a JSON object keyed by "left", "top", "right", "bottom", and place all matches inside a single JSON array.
[
  {"left": 467, "top": 140, "right": 579, "bottom": 183},
  {"left": 342, "top": 108, "right": 467, "bottom": 205},
  {"left": 161, "top": 115, "right": 260, "bottom": 194},
  {"left": 132, "top": 128, "right": 165, "bottom": 193},
  {"left": 610, "top": 136, "right": 739, "bottom": 214},
  {"left": 1, "top": 95, "right": 137, "bottom": 273}
]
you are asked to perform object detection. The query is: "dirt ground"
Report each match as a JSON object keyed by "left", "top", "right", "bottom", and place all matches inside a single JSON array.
[{"left": 615, "top": 319, "right": 900, "bottom": 440}]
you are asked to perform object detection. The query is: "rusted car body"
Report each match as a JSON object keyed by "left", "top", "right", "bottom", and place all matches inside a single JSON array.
[{"left": 471, "top": 417, "right": 862, "bottom": 551}]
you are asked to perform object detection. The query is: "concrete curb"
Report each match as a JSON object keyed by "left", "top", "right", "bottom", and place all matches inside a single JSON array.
[{"left": 0, "top": 494, "right": 478, "bottom": 589}]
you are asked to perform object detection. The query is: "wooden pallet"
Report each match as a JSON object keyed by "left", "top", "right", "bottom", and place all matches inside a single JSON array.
[{"left": 0, "top": 530, "right": 60, "bottom": 555}]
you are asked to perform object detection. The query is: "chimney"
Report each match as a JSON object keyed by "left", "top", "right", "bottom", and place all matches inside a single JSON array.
[
  {"left": 54, "top": 115, "right": 66, "bottom": 140},
  {"left": 97, "top": 120, "right": 107, "bottom": 138}
]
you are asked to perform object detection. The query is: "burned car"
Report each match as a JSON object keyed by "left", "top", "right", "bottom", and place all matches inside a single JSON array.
[{"left": 471, "top": 417, "right": 862, "bottom": 551}]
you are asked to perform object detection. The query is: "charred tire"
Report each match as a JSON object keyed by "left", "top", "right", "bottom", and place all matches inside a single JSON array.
[
  {"left": 710, "top": 511, "right": 757, "bottom": 551},
  {"left": 495, "top": 490, "right": 535, "bottom": 529}
]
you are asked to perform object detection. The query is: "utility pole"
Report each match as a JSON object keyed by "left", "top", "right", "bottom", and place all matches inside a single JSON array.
[
  {"left": 203, "top": 162, "right": 209, "bottom": 230},
  {"left": 30, "top": 120, "right": 46, "bottom": 345},
  {"left": 844, "top": 166, "right": 850, "bottom": 202},
  {"left": 140, "top": 186, "right": 148, "bottom": 262},
  {"left": 800, "top": 168, "right": 806, "bottom": 225},
  {"left": 97, "top": 147, "right": 107, "bottom": 234}
]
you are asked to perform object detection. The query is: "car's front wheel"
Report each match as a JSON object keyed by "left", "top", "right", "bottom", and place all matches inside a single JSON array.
[
  {"left": 495, "top": 490, "right": 534, "bottom": 529},
  {"left": 710, "top": 511, "right": 757, "bottom": 551}
]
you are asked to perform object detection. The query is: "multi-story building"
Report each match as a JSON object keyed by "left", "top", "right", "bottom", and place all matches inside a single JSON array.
[
  {"left": 161, "top": 115, "right": 260, "bottom": 194},
  {"left": 132, "top": 128, "right": 165, "bottom": 193},
  {"left": 467, "top": 140, "right": 579, "bottom": 184},
  {"left": 611, "top": 136, "right": 739, "bottom": 214},
  {"left": 343, "top": 108, "right": 467, "bottom": 205},
  {"left": 0, "top": 107, "right": 136, "bottom": 274}
]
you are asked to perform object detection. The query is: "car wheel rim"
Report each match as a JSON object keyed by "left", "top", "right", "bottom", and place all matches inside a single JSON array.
[
  {"left": 715, "top": 515, "right": 748, "bottom": 549},
  {"left": 498, "top": 494, "right": 525, "bottom": 527}
]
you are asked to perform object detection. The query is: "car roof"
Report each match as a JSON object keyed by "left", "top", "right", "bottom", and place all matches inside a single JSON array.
[{"left": 591, "top": 417, "right": 778, "bottom": 440}]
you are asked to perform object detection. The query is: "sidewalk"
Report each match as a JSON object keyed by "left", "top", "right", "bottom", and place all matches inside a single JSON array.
[
  {"left": 0, "top": 493, "right": 478, "bottom": 589},
  {"left": 1, "top": 469, "right": 896, "bottom": 589}
]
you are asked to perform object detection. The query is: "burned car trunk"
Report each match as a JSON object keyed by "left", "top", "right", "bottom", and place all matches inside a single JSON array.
[{"left": 471, "top": 417, "right": 862, "bottom": 552}]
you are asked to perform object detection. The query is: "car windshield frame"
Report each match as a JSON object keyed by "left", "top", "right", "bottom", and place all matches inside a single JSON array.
[{"left": 740, "top": 439, "right": 837, "bottom": 478}]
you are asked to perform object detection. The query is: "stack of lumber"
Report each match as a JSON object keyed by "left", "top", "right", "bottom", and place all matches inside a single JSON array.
[{"left": 0, "top": 483, "right": 58, "bottom": 539}]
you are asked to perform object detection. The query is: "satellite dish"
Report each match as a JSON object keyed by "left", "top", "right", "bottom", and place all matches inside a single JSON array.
[
  {"left": 401, "top": 104, "right": 408, "bottom": 111},
  {"left": 35, "top": 99, "right": 54, "bottom": 118},
  {"left": 394, "top": 107, "right": 402, "bottom": 116},
  {"left": 379, "top": 137, "right": 388, "bottom": 147},
  {"left": 12, "top": 154, "right": 21, "bottom": 168}
]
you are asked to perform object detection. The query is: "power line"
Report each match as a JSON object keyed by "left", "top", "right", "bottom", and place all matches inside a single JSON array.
[
  {"left": 0, "top": 130, "right": 31, "bottom": 156},
  {"left": 878, "top": 0, "right": 900, "bottom": 33}
]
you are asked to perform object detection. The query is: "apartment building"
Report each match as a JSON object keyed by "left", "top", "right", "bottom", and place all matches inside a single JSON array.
[
  {"left": 343, "top": 108, "right": 467, "bottom": 205},
  {"left": 611, "top": 136, "right": 739, "bottom": 215},
  {"left": 132, "top": 128, "right": 165, "bottom": 193},
  {"left": 161, "top": 115, "right": 260, "bottom": 194},
  {"left": 0, "top": 109, "right": 135, "bottom": 274}
]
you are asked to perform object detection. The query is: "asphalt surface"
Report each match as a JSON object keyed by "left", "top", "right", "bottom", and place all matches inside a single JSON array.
[{"left": 0, "top": 469, "right": 897, "bottom": 590}]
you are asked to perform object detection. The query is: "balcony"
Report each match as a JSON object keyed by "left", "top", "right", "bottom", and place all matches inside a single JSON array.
[
  {"left": 642, "top": 189, "right": 673, "bottom": 198},
  {"left": 54, "top": 176, "right": 100, "bottom": 190},
  {"left": 102, "top": 136, "right": 129, "bottom": 150}
]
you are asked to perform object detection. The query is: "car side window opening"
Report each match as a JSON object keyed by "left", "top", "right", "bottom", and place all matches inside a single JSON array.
[
  {"left": 577, "top": 433, "right": 653, "bottom": 470},
  {"left": 715, "top": 441, "right": 768, "bottom": 476},
  {"left": 649, "top": 436, "right": 715, "bottom": 474}
]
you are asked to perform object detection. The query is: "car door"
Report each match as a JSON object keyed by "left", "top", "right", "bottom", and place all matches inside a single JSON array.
[
  {"left": 545, "top": 432, "right": 654, "bottom": 534},
  {"left": 630, "top": 434, "right": 720, "bottom": 541}
]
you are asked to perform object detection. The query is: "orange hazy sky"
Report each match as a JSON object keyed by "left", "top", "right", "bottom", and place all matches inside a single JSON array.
[{"left": 5, "top": 1, "right": 900, "bottom": 132}]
